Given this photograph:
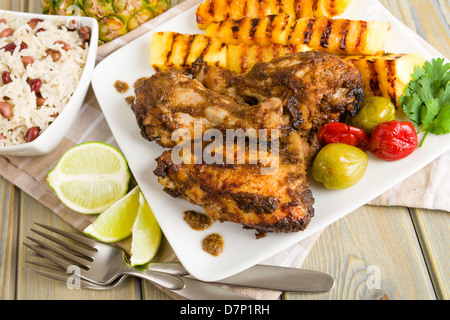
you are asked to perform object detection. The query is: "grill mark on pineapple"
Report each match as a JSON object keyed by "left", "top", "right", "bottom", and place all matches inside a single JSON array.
[
  {"left": 303, "top": 19, "right": 315, "bottom": 44},
  {"left": 385, "top": 60, "right": 397, "bottom": 104},
  {"left": 249, "top": 18, "right": 259, "bottom": 39},
  {"left": 287, "top": 23, "right": 294, "bottom": 41},
  {"left": 279, "top": 15, "right": 290, "bottom": 36},
  {"left": 166, "top": 33, "right": 176, "bottom": 68},
  {"left": 339, "top": 19, "right": 350, "bottom": 50},
  {"left": 181, "top": 35, "right": 195, "bottom": 67},
  {"left": 169, "top": 34, "right": 189, "bottom": 66},
  {"left": 294, "top": 0, "right": 302, "bottom": 19},
  {"left": 276, "top": 0, "right": 284, "bottom": 14},
  {"left": 366, "top": 60, "right": 382, "bottom": 96},
  {"left": 312, "top": 0, "right": 319, "bottom": 12},
  {"left": 224, "top": 0, "right": 232, "bottom": 19},
  {"left": 208, "top": 0, "right": 215, "bottom": 21},
  {"left": 198, "top": 38, "right": 212, "bottom": 60},
  {"left": 355, "top": 21, "right": 367, "bottom": 50},
  {"left": 232, "top": 20, "right": 242, "bottom": 41},
  {"left": 266, "top": 15, "right": 276, "bottom": 40},
  {"left": 320, "top": 19, "right": 333, "bottom": 48}
]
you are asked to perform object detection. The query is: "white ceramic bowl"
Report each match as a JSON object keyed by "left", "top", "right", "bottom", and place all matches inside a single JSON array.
[{"left": 0, "top": 11, "right": 98, "bottom": 156}]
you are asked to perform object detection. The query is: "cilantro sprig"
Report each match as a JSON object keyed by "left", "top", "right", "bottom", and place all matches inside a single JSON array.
[{"left": 400, "top": 58, "right": 450, "bottom": 147}]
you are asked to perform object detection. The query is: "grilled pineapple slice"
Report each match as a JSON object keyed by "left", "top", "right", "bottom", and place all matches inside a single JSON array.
[
  {"left": 150, "top": 32, "right": 227, "bottom": 71},
  {"left": 150, "top": 31, "right": 310, "bottom": 73},
  {"left": 205, "top": 14, "right": 390, "bottom": 55},
  {"left": 196, "top": 0, "right": 352, "bottom": 29},
  {"left": 344, "top": 53, "right": 426, "bottom": 107},
  {"left": 227, "top": 43, "right": 311, "bottom": 73}
]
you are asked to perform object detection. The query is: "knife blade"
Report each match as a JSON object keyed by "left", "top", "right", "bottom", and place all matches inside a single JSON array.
[
  {"left": 148, "top": 262, "right": 334, "bottom": 292},
  {"left": 211, "top": 265, "right": 335, "bottom": 292}
]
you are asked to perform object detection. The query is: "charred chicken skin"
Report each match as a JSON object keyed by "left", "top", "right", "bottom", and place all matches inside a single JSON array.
[
  {"left": 132, "top": 51, "right": 364, "bottom": 234},
  {"left": 154, "top": 136, "right": 315, "bottom": 233},
  {"left": 132, "top": 69, "right": 302, "bottom": 148},
  {"left": 192, "top": 51, "right": 364, "bottom": 132}
]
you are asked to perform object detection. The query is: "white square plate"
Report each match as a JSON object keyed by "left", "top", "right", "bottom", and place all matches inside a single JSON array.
[{"left": 92, "top": 0, "right": 450, "bottom": 281}]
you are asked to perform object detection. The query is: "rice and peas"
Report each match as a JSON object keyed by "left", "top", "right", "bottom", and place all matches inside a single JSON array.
[{"left": 0, "top": 12, "right": 90, "bottom": 146}]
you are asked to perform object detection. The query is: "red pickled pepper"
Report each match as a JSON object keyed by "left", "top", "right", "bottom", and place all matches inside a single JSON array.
[
  {"left": 369, "top": 120, "right": 418, "bottom": 161},
  {"left": 317, "top": 122, "right": 370, "bottom": 151}
]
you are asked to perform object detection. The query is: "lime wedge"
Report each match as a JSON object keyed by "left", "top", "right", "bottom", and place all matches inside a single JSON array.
[
  {"left": 130, "top": 192, "right": 162, "bottom": 266},
  {"left": 47, "top": 142, "right": 131, "bottom": 214},
  {"left": 83, "top": 186, "right": 140, "bottom": 242}
]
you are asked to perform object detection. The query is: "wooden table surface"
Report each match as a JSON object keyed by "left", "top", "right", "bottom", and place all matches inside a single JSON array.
[{"left": 1, "top": 0, "right": 449, "bottom": 300}]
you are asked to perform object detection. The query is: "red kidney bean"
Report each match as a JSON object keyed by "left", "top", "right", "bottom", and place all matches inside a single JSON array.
[
  {"left": 27, "top": 18, "right": 43, "bottom": 30},
  {"left": 78, "top": 26, "right": 91, "bottom": 42},
  {"left": 22, "top": 56, "right": 34, "bottom": 67},
  {"left": 19, "top": 41, "right": 28, "bottom": 51},
  {"left": 2, "top": 71, "right": 12, "bottom": 84},
  {"left": 1, "top": 42, "right": 26, "bottom": 53},
  {"left": 1, "top": 42, "right": 16, "bottom": 53},
  {"left": 54, "top": 40, "right": 70, "bottom": 51},
  {"left": 0, "top": 101, "right": 12, "bottom": 119},
  {"left": 0, "top": 27, "right": 14, "bottom": 38},
  {"left": 36, "top": 93, "right": 46, "bottom": 107},
  {"left": 46, "top": 49, "right": 61, "bottom": 62},
  {"left": 24, "top": 127, "right": 40, "bottom": 142},
  {"left": 35, "top": 27, "right": 46, "bottom": 34},
  {"left": 27, "top": 78, "right": 42, "bottom": 92}
]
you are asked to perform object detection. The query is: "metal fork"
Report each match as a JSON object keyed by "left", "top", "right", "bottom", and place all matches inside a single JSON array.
[
  {"left": 24, "top": 258, "right": 129, "bottom": 290},
  {"left": 24, "top": 223, "right": 186, "bottom": 290},
  {"left": 24, "top": 256, "right": 256, "bottom": 299}
]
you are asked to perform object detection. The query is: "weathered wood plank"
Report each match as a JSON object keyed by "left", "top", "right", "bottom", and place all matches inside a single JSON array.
[
  {"left": 0, "top": 177, "right": 19, "bottom": 300},
  {"left": 379, "top": 0, "right": 449, "bottom": 56},
  {"left": 285, "top": 205, "right": 436, "bottom": 300},
  {"left": 411, "top": 208, "right": 450, "bottom": 299}
]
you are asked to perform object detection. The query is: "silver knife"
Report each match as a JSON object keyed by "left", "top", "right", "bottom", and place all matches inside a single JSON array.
[
  {"left": 212, "top": 264, "right": 334, "bottom": 292},
  {"left": 148, "top": 262, "right": 334, "bottom": 292}
]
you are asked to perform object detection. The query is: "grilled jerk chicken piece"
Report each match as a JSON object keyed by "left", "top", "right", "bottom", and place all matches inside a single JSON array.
[
  {"left": 131, "top": 69, "right": 302, "bottom": 148},
  {"left": 192, "top": 51, "right": 364, "bottom": 132},
  {"left": 153, "top": 133, "right": 316, "bottom": 233},
  {"left": 132, "top": 51, "right": 363, "bottom": 234}
]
